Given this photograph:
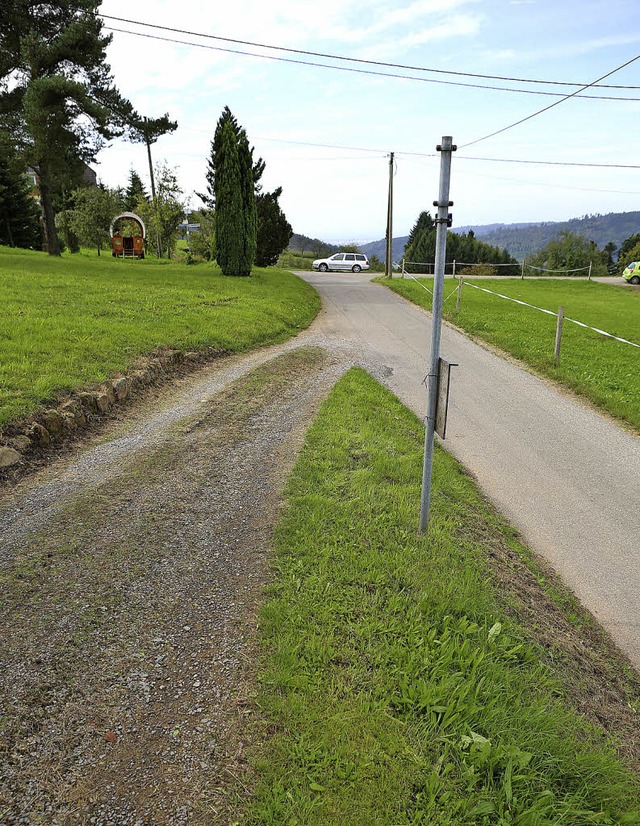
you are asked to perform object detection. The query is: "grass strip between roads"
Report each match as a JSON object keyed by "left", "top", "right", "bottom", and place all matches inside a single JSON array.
[
  {"left": 250, "top": 368, "right": 640, "bottom": 824},
  {"left": 0, "top": 247, "right": 320, "bottom": 425},
  {"left": 378, "top": 277, "right": 640, "bottom": 432}
]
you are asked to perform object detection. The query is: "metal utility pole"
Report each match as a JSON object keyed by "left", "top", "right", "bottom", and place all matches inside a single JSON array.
[
  {"left": 143, "top": 117, "right": 163, "bottom": 259},
  {"left": 385, "top": 152, "right": 394, "bottom": 277},
  {"left": 419, "top": 136, "right": 456, "bottom": 534}
]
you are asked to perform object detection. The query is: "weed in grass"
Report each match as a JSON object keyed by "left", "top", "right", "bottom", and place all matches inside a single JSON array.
[{"left": 249, "top": 368, "right": 640, "bottom": 824}]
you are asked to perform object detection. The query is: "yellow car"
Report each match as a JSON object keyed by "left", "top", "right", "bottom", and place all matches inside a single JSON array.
[{"left": 622, "top": 261, "right": 640, "bottom": 284}]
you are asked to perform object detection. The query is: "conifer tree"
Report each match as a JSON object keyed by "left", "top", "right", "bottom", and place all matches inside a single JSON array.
[
  {"left": 0, "top": 138, "right": 40, "bottom": 248},
  {"left": 199, "top": 106, "right": 264, "bottom": 208},
  {"left": 211, "top": 110, "right": 256, "bottom": 276},
  {"left": 125, "top": 169, "right": 148, "bottom": 211},
  {"left": 215, "top": 120, "right": 247, "bottom": 275},
  {"left": 255, "top": 187, "right": 293, "bottom": 267}
]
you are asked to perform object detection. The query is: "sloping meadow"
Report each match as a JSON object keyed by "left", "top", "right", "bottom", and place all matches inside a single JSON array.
[{"left": 0, "top": 247, "right": 320, "bottom": 425}]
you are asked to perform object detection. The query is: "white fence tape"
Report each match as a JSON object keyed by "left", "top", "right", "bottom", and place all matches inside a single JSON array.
[
  {"left": 464, "top": 281, "right": 640, "bottom": 349},
  {"left": 403, "top": 261, "right": 591, "bottom": 275},
  {"left": 525, "top": 264, "right": 590, "bottom": 274},
  {"left": 403, "top": 271, "right": 433, "bottom": 295}
]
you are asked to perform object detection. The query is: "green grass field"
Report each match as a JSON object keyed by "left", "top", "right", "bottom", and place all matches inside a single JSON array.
[
  {"left": 0, "top": 247, "right": 320, "bottom": 425},
  {"left": 249, "top": 368, "right": 640, "bottom": 824},
  {"left": 379, "top": 277, "right": 640, "bottom": 431}
]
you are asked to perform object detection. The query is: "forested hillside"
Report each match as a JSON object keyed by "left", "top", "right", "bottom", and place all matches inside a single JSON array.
[
  {"left": 294, "top": 211, "right": 640, "bottom": 264},
  {"left": 454, "top": 211, "right": 640, "bottom": 260}
]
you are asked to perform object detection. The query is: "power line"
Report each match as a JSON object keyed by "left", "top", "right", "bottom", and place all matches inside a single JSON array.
[
  {"left": 459, "top": 52, "right": 640, "bottom": 149},
  {"left": 172, "top": 125, "right": 640, "bottom": 169},
  {"left": 98, "top": 13, "right": 640, "bottom": 90},
  {"left": 456, "top": 155, "right": 640, "bottom": 169},
  {"left": 102, "top": 24, "right": 640, "bottom": 102}
]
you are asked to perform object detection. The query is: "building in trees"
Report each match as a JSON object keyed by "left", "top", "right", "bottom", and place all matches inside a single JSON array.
[{"left": 0, "top": 139, "right": 41, "bottom": 248}]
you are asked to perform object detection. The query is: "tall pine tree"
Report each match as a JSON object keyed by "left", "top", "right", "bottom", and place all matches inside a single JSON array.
[
  {"left": 125, "top": 169, "right": 148, "bottom": 211},
  {"left": 215, "top": 120, "right": 248, "bottom": 275},
  {"left": 0, "top": 0, "right": 176, "bottom": 255},
  {"left": 0, "top": 137, "right": 40, "bottom": 248},
  {"left": 198, "top": 106, "right": 264, "bottom": 208}
]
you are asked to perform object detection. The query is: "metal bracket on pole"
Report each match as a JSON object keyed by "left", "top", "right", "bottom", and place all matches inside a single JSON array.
[{"left": 419, "top": 136, "right": 456, "bottom": 535}]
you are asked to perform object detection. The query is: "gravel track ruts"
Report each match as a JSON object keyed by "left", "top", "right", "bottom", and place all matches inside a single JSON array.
[{"left": 0, "top": 341, "right": 355, "bottom": 825}]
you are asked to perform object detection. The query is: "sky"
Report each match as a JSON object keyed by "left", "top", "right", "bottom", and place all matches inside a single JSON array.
[{"left": 95, "top": 0, "right": 640, "bottom": 243}]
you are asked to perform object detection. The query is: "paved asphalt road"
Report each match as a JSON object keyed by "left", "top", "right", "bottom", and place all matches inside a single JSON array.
[{"left": 297, "top": 271, "right": 640, "bottom": 667}]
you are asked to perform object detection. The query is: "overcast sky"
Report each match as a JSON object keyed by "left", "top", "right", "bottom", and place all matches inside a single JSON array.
[{"left": 95, "top": 0, "right": 640, "bottom": 243}]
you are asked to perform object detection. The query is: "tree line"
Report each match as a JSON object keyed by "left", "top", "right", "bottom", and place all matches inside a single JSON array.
[
  {"left": 401, "top": 211, "right": 640, "bottom": 277},
  {"left": 403, "top": 212, "right": 520, "bottom": 274}
]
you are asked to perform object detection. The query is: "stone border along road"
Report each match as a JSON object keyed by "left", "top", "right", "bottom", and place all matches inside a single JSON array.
[{"left": 0, "top": 270, "right": 638, "bottom": 822}]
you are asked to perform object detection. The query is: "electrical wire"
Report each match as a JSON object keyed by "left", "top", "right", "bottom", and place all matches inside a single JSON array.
[
  {"left": 101, "top": 24, "right": 640, "bottom": 101},
  {"left": 456, "top": 155, "right": 640, "bottom": 169},
  {"left": 98, "top": 13, "right": 640, "bottom": 90},
  {"left": 170, "top": 126, "right": 640, "bottom": 170},
  {"left": 459, "top": 52, "right": 640, "bottom": 148}
]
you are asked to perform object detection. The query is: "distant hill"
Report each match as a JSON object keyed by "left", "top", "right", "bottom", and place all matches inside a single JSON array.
[
  {"left": 289, "top": 233, "right": 340, "bottom": 257},
  {"left": 359, "top": 236, "right": 408, "bottom": 263},
  {"left": 453, "top": 211, "right": 640, "bottom": 261},
  {"left": 359, "top": 211, "right": 640, "bottom": 263}
]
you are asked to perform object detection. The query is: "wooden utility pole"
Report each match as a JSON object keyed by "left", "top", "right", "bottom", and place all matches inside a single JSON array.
[
  {"left": 385, "top": 152, "right": 394, "bottom": 277},
  {"left": 144, "top": 117, "right": 163, "bottom": 259}
]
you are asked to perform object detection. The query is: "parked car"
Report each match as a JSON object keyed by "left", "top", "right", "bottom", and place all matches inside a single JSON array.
[
  {"left": 622, "top": 261, "right": 640, "bottom": 284},
  {"left": 312, "top": 252, "right": 370, "bottom": 273}
]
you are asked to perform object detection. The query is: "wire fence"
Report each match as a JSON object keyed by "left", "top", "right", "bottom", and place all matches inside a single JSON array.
[
  {"left": 462, "top": 281, "right": 640, "bottom": 350},
  {"left": 395, "top": 268, "right": 639, "bottom": 353},
  {"left": 399, "top": 259, "right": 594, "bottom": 279},
  {"left": 402, "top": 258, "right": 640, "bottom": 358}
]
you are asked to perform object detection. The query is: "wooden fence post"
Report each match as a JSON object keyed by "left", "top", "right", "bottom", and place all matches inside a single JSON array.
[{"left": 554, "top": 306, "right": 564, "bottom": 366}]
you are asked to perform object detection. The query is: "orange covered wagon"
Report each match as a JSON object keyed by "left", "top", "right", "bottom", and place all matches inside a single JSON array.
[{"left": 111, "top": 212, "right": 146, "bottom": 259}]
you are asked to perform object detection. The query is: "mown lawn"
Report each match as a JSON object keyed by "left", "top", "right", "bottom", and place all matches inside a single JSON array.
[
  {"left": 0, "top": 247, "right": 320, "bottom": 425},
  {"left": 379, "top": 277, "right": 640, "bottom": 432},
  {"left": 249, "top": 368, "right": 640, "bottom": 824}
]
